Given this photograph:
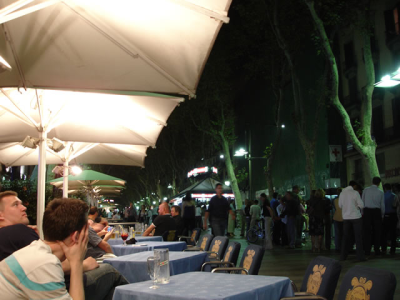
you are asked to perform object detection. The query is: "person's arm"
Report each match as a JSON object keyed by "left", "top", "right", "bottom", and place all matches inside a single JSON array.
[
  {"left": 229, "top": 209, "right": 236, "bottom": 220},
  {"left": 143, "top": 224, "right": 156, "bottom": 236},
  {"left": 102, "top": 228, "right": 114, "bottom": 242},
  {"left": 356, "top": 193, "right": 364, "bottom": 210},
  {"left": 203, "top": 212, "right": 209, "bottom": 230},
  {"left": 61, "top": 256, "right": 99, "bottom": 274},
  {"left": 97, "top": 240, "right": 113, "bottom": 253},
  {"left": 58, "top": 225, "right": 88, "bottom": 300}
]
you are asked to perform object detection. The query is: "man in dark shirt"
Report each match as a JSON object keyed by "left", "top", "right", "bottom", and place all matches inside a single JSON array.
[
  {"left": 204, "top": 183, "right": 235, "bottom": 236},
  {"left": 171, "top": 205, "right": 185, "bottom": 236},
  {"left": 280, "top": 192, "right": 300, "bottom": 249},
  {"left": 143, "top": 202, "right": 176, "bottom": 236}
]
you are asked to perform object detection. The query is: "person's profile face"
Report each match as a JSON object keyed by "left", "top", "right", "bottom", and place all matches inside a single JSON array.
[
  {"left": 0, "top": 196, "right": 29, "bottom": 226},
  {"left": 171, "top": 207, "right": 178, "bottom": 217}
]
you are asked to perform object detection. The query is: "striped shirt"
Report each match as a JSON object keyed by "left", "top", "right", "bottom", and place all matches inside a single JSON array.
[{"left": 0, "top": 239, "right": 70, "bottom": 299}]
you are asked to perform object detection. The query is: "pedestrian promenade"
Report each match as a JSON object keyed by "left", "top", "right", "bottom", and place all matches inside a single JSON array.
[{"left": 201, "top": 228, "right": 400, "bottom": 299}]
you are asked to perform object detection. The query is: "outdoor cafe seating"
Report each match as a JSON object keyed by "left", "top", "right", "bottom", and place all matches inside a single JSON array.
[
  {"left": 201, "top": 241, "right": 241, "bottom": 272},
  {"left": 183, "top": 233, "right": 213, "bottom": 252}
]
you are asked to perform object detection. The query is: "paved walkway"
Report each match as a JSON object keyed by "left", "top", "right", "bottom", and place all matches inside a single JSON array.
[{"left": 200, "top": 228, "right": 400, "bottom": 299}]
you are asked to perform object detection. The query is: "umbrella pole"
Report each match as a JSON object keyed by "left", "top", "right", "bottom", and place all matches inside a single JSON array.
[
  {"left": 63, "top": 161, "right": 68, "bottom": 198},
  {"left": 37, "top": 130, "right": 47, "bottom": 239}
]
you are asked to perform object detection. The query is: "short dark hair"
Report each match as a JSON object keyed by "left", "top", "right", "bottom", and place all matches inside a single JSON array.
[
  {"left": 254, "top": 200, "right": 259, "bottom": 204},
  {"left": 89, "top": 206, "right": 98, "bottom": 215},
  {"left": 215, "top": 183, "right": 222, "bottom": 189},
  {"left": 0, "top": 191, "right": 18, "bottom": 210},
  {"left": 260, "top": 193, "right": 267, "bottom": 199},
  {"left": 372, "top": 177, "right": 381, "bottom": 185},
  {"left": 383, "top": 183, "right": 392, "bottom": 191},
  {"left": 349, "top": 180, "right": 358, "bottom": 187},
  {"left": 43, "top": 198, "right": 88, "bottom": 241},
  {"left": 273, "top": 192, "right": 278, "bottom": 198},
  {"left": 171, "top": 205, "right": 181, "bottom": 214}
]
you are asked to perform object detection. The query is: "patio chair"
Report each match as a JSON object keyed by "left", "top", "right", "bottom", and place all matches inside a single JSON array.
[
  {"left": 179, "top": 228, "right": 201, "bottom": 246},
  {"left": 201, "top": 241, "right": 241, "bottom": 272},
  {"left": 183, "top": 233, "right": 213, "bottom": 252},
  {"left": 282, "top": 265, "right": 396, "bottom": 300},
  {"left": 211, "top": 244, "right": 264, "bottom": 275},
  {"left": 281, "top": 256, "right": 341, "bottom": 300},
  {"left": 162, "top": 230, "right": 177, "bottom": 241}
]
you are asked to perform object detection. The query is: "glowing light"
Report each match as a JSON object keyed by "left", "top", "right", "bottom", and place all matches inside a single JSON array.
[
  {"left": 70, "top": 166, "right": 82, "bottom": 175},
  {"left": 225, "top": 181, "right": 230, "bottom": 186},
  {"left": 234, "top": 148, "right": 248, "bottom": 157},
  {"left": 281, "top": 124, "right": 285, "bottom": 128},
  {"left": 220, "top": 154, "right": 224, "bottom": 159}
]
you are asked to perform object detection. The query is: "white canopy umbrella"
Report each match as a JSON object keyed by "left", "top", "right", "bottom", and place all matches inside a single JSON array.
[
  {"left": 0, "top": 140, "right": 147, "bottom": 196},
  {"left": 0, "top": 88, "right": 181, "bottom": 237},
  {"left": 0, "top": 0, "right": 232, "bottom": 96}
]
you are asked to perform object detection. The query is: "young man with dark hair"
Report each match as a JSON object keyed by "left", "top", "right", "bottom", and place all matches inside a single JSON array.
[
  {"left": 203, "top": 183, "right": 235, "bottom": 236},
  {"left": 0, "top": 192, "right": 128, "bottom": 300},
  {"left": 362, "top": 176, "right": 385, "bottom": 256},
  {"left": 171, "top": 205, "right": 184, "bottom": 236},
  {"left": 0, "top": 198, "right": 89, "bottom": 299}
]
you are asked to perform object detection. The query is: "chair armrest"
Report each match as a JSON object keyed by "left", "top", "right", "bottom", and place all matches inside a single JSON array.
[
  {"left": 183, "top": 247, "right": 203, "bottom": 252},
  {"left": 281, "top": 296, "right": 327, "bottom": 300},
  {"left": 178, "top": 236, "right": 192, "bottom": 241},
  {"left": 211, "top": 267, "right": 249, "bottom": 275},
  {"left": 294, "top": 292, "right": 316, "bottom": 297},
  {"left": 201, "top": 261, "right": 235, "bottom": 271},
  {"left": 205, "top": 251, "right": 220, "bottom": 260}
]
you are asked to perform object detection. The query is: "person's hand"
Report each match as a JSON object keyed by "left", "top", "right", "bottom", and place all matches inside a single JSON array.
[
  {"left": 58, "top": 225, "right": 89, "bottom": 265},
  {"left": 203, "top": 223, "right": 208, "bottom": 230},
  {"left": 27, "top": 225, "right": 39, "bottom": 235},
  {"left": 105, "top": 227, "right": 114, "bottom": 239},
  {"left": 98, "top": 226, "right": 109, "bottom": 237},
  {"left": 83, "top": 257, "right": 99, "bottom": 271}
]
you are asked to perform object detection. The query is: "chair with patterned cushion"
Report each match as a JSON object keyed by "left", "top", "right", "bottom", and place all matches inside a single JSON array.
[
  {"left": 282, "top": 265, "right": 396, "bottom": 300},
  {"left": 281, "top": 256, "right": 341, "bottom": 300},
  {"left": 206, "top": 236, "right": 229, "bottom": 260},
  {"left": 183, "top": 233, "right": 213, "bottom": 252},
  {"left": 162, "top": 230, "right": 177, "bottom": 241},
  {"left": 211, "top": 244, "right": 264, "bottom": 275},
  {"left": 179, "top": 228, "right": 201, "bottom": 246},
  {"left": 201, "top": 241, "right": 241, "bottom": 272}
]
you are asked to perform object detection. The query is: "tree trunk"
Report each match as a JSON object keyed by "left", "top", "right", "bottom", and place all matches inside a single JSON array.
[
  {"left": 220, "top": 133, "right": 243, "bottom": 210},
  {"left": 304, "top": 0, "right": 380, "bottom": 185}
]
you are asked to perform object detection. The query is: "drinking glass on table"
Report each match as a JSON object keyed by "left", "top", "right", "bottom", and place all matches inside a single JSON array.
[
  {"left": 147, "top": 256, "right": 160, "bottom": 289},
  {"left": 121, "top": 228, "right": 129, "bottom": 246}
]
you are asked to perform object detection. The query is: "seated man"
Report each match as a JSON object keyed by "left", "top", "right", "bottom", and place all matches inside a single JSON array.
[
  {"left": 171, "top": 205, "right": 185, "bottom": 236},
  {"left": 143, "top": 202, "right": 176, "bottom": 236},
  {"left": 0, "top": 197, "right": 89, "bottom": 299},
  {"left": 0, "top": 191, "right": 127, "bottom": 300}
]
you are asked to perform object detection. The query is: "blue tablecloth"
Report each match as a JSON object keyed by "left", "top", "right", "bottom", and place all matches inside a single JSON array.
[
  {"left": 113, "top": 272, "right": 294, "bottom": 300},
  {"left": 108, "top": 236, "right": 163, "bottom": 246},
  {"left": 104, "top": 251, "right": 207, "bottom": 283},
  {"left": 112, "top": 241, "right": 187, "bottom": 256}
]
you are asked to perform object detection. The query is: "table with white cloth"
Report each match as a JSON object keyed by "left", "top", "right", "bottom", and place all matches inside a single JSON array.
[
  {"left": 104, "top": 251, "right": 207, "bottom": 283},
  {"left": 108, "top": 236, "right": 163, "bottom": 246},
  {"left": 112, "top": 272, "right": 294, "bottom": 300},
  {"left": 111, "top": 241, "right": 187, "bottom": 256}
]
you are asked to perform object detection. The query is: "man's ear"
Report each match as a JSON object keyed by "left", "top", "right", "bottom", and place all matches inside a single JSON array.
[
  {"left": 0, "top": 210, "right": 5, "bottom": 221},
  {"left": 71, "top": 231, "right": 79, "bottom": 243}
]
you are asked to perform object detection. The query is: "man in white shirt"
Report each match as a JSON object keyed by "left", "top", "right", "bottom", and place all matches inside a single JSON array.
[
  {"left": 362, "top": 177, "right": 385, "bottom": 256},
  {"left": 249, "top": 200, "right": 261, "bottom": 230},
  {"left": 339, "top": 181, "right": 366, "bottom": 262}
]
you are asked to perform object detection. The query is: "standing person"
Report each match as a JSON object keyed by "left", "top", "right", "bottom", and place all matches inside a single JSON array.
[
  {"left": 195, "top": 204, "right": 202, "bottom": 229},
  {"left": 333, "top": 188, "right": 343, "bottom": 253},
  {"left": 182, "top": 193, "right": 196, "bottom": 235},
  {"left": 323, "top": 194, "right": 332, "bottom": 250},
  {"left": 308, "top": 189, "right": 325, "bottom": 253},
  {"left": 280, "top": 192, "right": 300, "bottom": 249},
  {"left": 362, "top": 177, "right": 385, "bottom": 256},
  {"left": 381, "top": 183, "right": 399, "bottom": 255},
  {"left": 339, "top": 181, "right": 366, "bottom": 262},
  {"left": 261, "top": 194, "right": 274, "bottom": 250},
  {"left": 276, "top": 197, "right": 288, "bottom": 246},
  {"left": 292, "top": 186, "right": 305, "bottom": 248},
  {"left": 203, "top": 184, "right": 235, "bottom": 237},
  {"left": 128, "top": 203, "right": 137, "bottom": 222},
  {"left": 227, "top": 199, "right": 236, "bottom": 237},
  {"left": 244, "top": 199, "right": 252, "bottom": 234},
  {"left": 249, "top": 200, "right": 261, "bottom": 230},
  {"left": 270, "top": 193, "right": 281, "bottom": 245},
  {"left": 147, "top": 207, "right": 153, "bottom": 226},
  {"left": 139, "top": 205, "right": 146, "bottom": 223}
]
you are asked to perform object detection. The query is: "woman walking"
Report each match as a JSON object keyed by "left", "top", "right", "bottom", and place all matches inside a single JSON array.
[{"left": 308, "top": 189, "right": 326, "bottom": 252}]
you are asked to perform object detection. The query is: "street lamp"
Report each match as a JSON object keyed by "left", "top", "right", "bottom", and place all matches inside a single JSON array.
[
  {"left": 234, "top": 148, "right": 248, "bottom": 157},
  {"left": 220, "top": 154, "right": 224, "bottom": 159},
  {"left": 375, "top": 68, "right": 400, "bottom": 87},
  {"left": 224, "top": 181, "right": 230, "bottom": 186}
]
